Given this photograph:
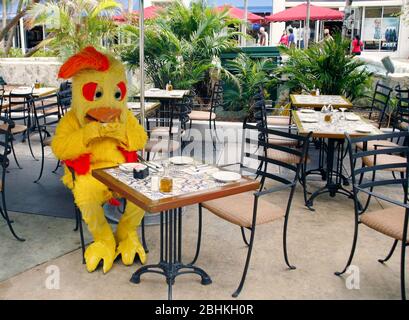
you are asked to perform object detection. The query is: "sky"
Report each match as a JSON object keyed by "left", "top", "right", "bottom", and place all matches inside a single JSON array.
[{"left": 117, "top": 0, "right": 273, "bottom": 12}]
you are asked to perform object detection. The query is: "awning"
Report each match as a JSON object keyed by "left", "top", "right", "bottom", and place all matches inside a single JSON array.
[
  {"left": 265, "top": 3, "right": 344, "bottom": 22},
  {"left": 216, "top": 5, "right": 264, "bottom": 23},
  {"left": 113, "top": 6, "right": 160, "bottom": 22}
]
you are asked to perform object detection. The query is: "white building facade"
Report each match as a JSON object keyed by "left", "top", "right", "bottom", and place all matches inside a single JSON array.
[{"left": 270, "top": 0, "right": 409, "bottom": 58}]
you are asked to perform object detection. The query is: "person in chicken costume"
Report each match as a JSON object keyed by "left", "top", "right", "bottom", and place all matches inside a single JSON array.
[{"left": 52, "top": 46, "right": 148, "bottom": 273}]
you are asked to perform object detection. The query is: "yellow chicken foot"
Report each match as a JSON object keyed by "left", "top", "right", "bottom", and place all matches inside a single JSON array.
[
  {"left": 115, "top": 201, "right": 146, "bottom": 265},
  {"left": 79, "top": 203, "right": 116, "bottom": 273}
]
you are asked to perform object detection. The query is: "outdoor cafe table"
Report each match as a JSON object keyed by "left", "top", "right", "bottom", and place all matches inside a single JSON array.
[
  {"left": 136, "top": 89, "right": 190, "bottom": 126},
  {"left": 137, "top": 89, "right": 190, "bottom": 100},
  {"left": 2, "top": 86, "right": 59, "bottom": 110},
  {"left": 292, "top": 110, "right": 383, "bottom": 209},
  {"left": 290, "top": 94, "right": 353, "bottom": 110},
  {"left": 92, "top": 163, "right": 259, "bottom": 300},
  {"left": 128, "top": 101, "right": 160, "bottom": 118}
]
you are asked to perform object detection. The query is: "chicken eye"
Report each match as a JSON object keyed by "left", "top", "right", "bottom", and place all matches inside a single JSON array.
[
  {"left": 114, "top": 88, "right": 122, "bottom": 101},
  {"left": 82, "top": 82, "right": 103, "bottom": 101},
  {"left": 115, "top": 81, "right": 126, "bottom": 101}
]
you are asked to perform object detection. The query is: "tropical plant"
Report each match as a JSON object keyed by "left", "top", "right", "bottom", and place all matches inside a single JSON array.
[
  {"left": 278, "top": 33, "right": 373, "bottom": 102},
  {"left": 0, "top": 0, "right": 39, "bottom": 56},
  {"left": 26, "top": 0, "right": 121, "bottom": 59},
  {"left": 223, "top": 53, "right": 278, "bottom": 113},
  {"left": 120, "top": 0, "right": 241, "bottom": 97}
]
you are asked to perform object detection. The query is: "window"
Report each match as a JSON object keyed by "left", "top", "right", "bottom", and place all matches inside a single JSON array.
[{"left": 362, "top": 6, "right": 400, "bottom": 51}]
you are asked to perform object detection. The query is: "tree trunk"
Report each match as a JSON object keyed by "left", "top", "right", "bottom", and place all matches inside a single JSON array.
[
  {"left": 2, "top": 0, "right": 7, "bottom": 50},
  {"left": 0, "top": 8, "right": 26, "bottom": 43},
  {"left": 5, "top": 0, "right": 23, "bottom": 55},
  {"left": 342, "top": 0, "right": 353, "bottom": 37}
]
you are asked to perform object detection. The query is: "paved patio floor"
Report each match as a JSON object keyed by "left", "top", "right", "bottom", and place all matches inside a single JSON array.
[{"left": 0, "top": 123, "right": 407, "bottom": 299}]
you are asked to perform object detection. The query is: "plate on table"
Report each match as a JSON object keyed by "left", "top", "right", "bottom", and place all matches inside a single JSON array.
[
  {"left": 212, "top": 171, "right": 241, "bottom": 183},
  {"left": 345, "top": 114, "right": 360, "bottom": 121},
  {"left": 300, "top": 109, "right": 315, "bottom": 113},
  {"left": 356, "top": 125, "right": 373, "bottom": 133},
  {"left": 149, "top": 88, "right": 160, "bottom": 92},
  {"left": 169, "top": 156, "right": 194, "bottom": 165},
  {"left": 301, "top": 117, "right": 318, "bottom": 123},
  {"left": 170, "top": 92, "right": 180, "bottom": 97},
  {"left": 119, "top": 163, "right": 147, "bottom": 173}
]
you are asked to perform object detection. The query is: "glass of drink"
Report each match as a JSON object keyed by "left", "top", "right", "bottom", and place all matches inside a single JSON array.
[{"left": 159, "top": 163, "right": 173, "bottom": 193}]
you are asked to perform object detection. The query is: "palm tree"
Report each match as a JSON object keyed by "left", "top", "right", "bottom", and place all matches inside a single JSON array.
[
  {"left": 0, "top": 0, "right": 39, "bottom": 54},
  {"left": 121, "top": 0, "right": 240, "bottom": 97},
  {"left": 26, "top": 0, "right": 122, "bottom": 59}
]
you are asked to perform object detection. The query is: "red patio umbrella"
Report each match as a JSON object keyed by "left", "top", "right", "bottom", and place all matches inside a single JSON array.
[
  {"left": 216, "top": 5, "right": 264, "bottom": 23},
  {"left": 113, "top": 5, "right": 161, "bottom": 22},
  {"left": 265, "top": 3, "right": 343, "bottom": 22}
]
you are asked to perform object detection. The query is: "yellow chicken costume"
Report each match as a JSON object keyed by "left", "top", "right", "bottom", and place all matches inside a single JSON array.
[{"left": 52, "top": 46, "right": 148, "bottom": 273}]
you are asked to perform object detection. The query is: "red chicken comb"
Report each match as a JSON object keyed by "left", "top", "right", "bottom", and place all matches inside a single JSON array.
[{"left": 58, "top": 46, "right": 110, "bottom": 79}]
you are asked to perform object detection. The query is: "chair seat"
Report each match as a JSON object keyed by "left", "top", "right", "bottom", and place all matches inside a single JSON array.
[
  {"left": 268, "top": 135, "right": 298, "bottom": 147},
  {"left": 267, "top": 148, "right": 308, "bottom": 164},
  {"left": 361, "top": 206, "right": 409, "bottom": 243},
  {"left": 362, "top": 154, "right": 406, "bottom": 172},
  {"left": 356, "top": 139, "right": 399, "bottom": 151},
  {"left": 267, "top": 116, "right": 290, "bottom": 126},
  {"left": 145, "top": 139, "right": 181, "bottom": 153},
  {"left": 202, "top": 191, "right": 285, "bottom": 228},
  {"left": 398, "top": 121, "right": 408, "bottom": 131},
  {"left": 0, "top": 123, "right": 26, "bottom": 134},
  {"left": 43, "top": 136, "right": 53, "bottom": 146},
  {"left": 189, "top": 110, "right": 216, "bottom": 121},
  {"left": 43, "top": 106, "right": 60, "bottom": 115},
  {"left": 150, "top": 126, "right": 184, "bottom": 137}
]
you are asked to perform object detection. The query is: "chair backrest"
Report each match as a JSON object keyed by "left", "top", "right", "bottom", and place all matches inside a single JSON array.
[
  {"left": 209, "top": 81, "right": 223, "bottom": 113},
  {"left": 0, "top": 116, "right": 14, "bottom": 171},
  {"left": 57, "top": 81, "right": 72, "bottom": 115},
  {"left": 346, "top": 131, "right": 409, "bottom": 214},
  {"left": 240, "top": 118, "right": 311, "bottom": 191},
  {"left": 369, "top": 81, "right": 393, "bottom": 127},
  {"left": 30, "top": 93, "right": 62, "bottom": 138},
  {"left": 6, "top": 91, "right": 32, "bottom": 122},
  {"left": 174, "top": 94, "right": 192, "bottom": 132},
  {"left": 395, "top": 85, "right": 409, "bottom": 130}
]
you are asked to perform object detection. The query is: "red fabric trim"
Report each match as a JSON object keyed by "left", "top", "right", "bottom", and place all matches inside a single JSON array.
[
  {"left": 58, "top": 46, "right": 110, "bottom": 79},
  {"left": 118, "top": 147, "right": 138, "bottom": 163},
  {"left": 63, "top": 154, "right": 91, "bottom": 175},
  {"left": 108, "top": 198, "right": 121, "bottom": 207}
]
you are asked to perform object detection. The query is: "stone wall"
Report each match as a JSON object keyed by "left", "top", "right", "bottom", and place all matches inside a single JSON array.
[{"left": 0, "top": 57, "right": 62, "bottom": 87}]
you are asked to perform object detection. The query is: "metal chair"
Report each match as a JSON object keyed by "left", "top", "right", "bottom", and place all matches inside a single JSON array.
[
  {"left": 189, "top": 81, "right": 223, "bottom": 149},
  {"left": 57, "top": 81, "right": 72, "bottom": 115},
  {"left": 145, "top": 95, "right": 190, "bottom": 160},
  {"left": 336, "top": 131, "right": 409, "bottom": 300},
  {"left": 200, "top": 119, "right": 311, "bottom": 297},
  {"left": 366, "top": 81, "right": 393, "bottom": 129},
  {"left": 2, "top": 90, "right": 37, "bottom": 168},
  {"left": 30, "top": 93, "right": 63, "bottom": 183},
  {"left": 0, "top": 116, "right": 25, "bottom": 241}
]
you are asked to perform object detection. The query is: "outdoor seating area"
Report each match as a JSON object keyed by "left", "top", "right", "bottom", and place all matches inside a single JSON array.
[{"left": 0, "top": 0, "right": 409, "bottom": 305}]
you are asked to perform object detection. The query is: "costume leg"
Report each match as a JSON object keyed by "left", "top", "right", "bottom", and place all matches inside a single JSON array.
[
  {"left": 115, "top": 201, "right": 146, "bottom": 265},
  {"left": 79, "top": 203, "right": 116, "bottom": 273},
  {"left": 73, "top": 175, "right": 116, "bottom": 273}
]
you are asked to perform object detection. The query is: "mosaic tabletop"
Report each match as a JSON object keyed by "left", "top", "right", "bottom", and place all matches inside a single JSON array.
[
  {"left": 293, "top": 110, "right": 383, "bottom": 138},
  {"left": 104, "top": 161, "right": 246, "bottom": 201},
  {"left": 290, "top": 94, "right": 353, "bottom": 108}
]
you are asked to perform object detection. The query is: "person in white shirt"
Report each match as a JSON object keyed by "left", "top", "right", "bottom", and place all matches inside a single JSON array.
[{"left": 258, "top": 27, "right": 269, "bottom": 46}]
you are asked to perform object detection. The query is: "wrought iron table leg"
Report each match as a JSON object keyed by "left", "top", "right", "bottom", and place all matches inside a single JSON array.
[
  {"left": 130, "top": 208, "right": 212, "bottom": 300},
  {"left": 306, "top": 138, "right": 354, "bottom": 208}
]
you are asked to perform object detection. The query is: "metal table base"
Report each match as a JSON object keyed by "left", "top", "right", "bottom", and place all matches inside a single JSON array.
[{"left": 130, "top": 208, "right": 211, "bottom": 300}]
